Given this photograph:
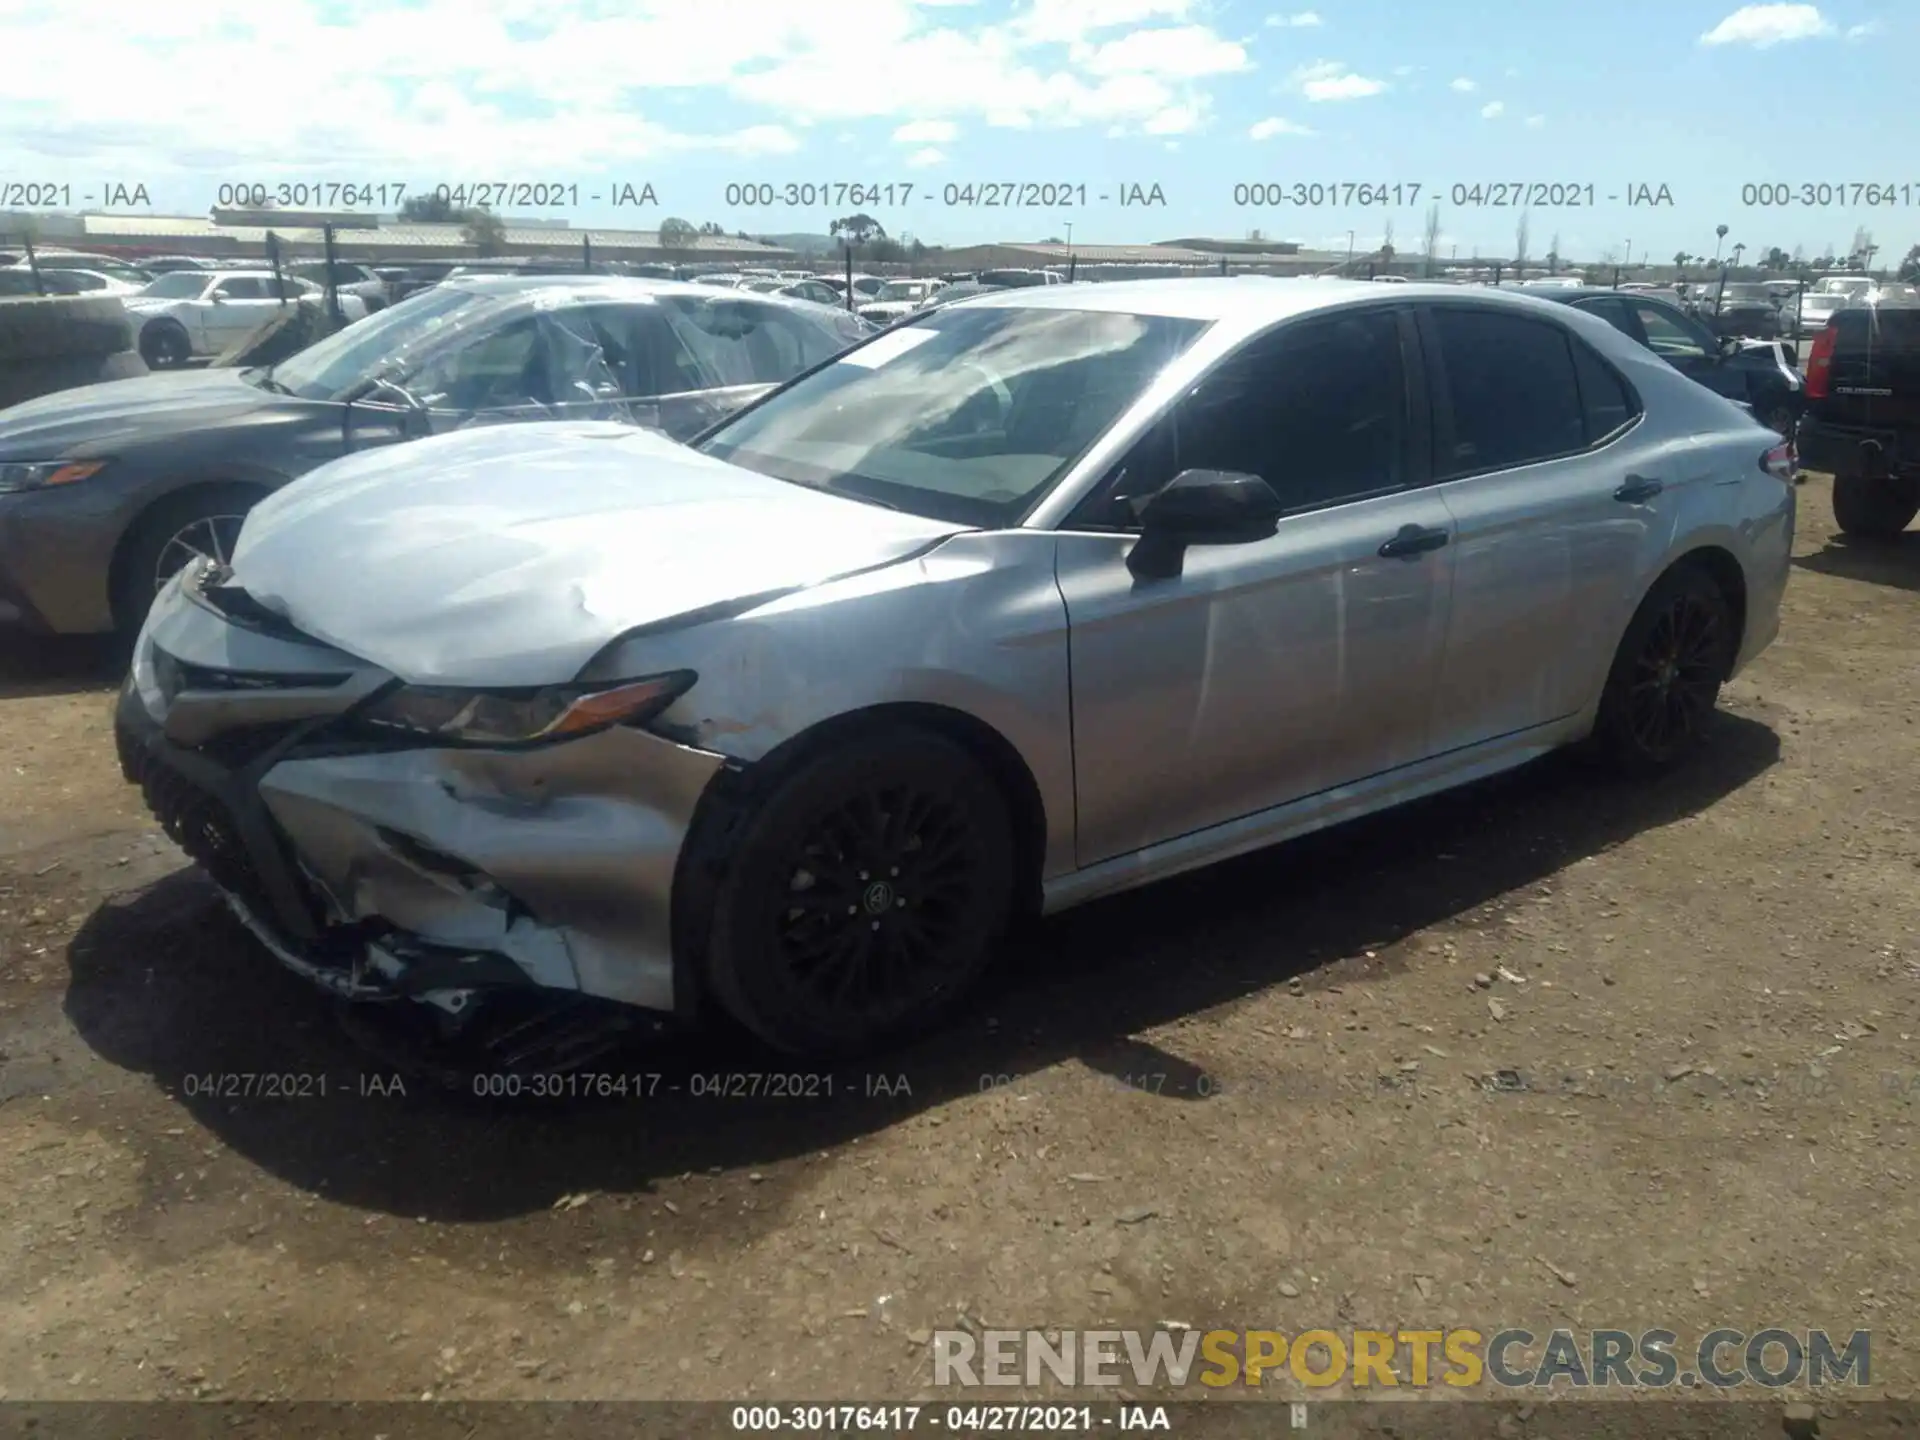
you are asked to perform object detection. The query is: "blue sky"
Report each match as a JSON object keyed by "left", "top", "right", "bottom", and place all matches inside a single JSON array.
[{"left": 0, "top": 0, "right": 1911, "bottom": 263}]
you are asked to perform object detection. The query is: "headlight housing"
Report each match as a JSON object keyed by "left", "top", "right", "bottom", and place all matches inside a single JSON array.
[
  {"left": 355, "top": 671, "right": 696, "bottom": 746},
  {"left": 0, "top": 460, "right": 108, "bottom": 495}
]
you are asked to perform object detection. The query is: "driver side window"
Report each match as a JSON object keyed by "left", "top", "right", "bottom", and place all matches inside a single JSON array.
[
  {"left": 409, "top": 317, "right": 545, "bottom": 412},
  {"left": 1071, "top": 309, "right": 1408, "bottom": 530}
]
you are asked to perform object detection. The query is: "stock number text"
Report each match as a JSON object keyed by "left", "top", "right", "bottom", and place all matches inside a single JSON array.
[
  {"left": 215, "top": 181, "right": 408, "bottom": 210},
  {"left": 1741, "top": 182, "right": 1920, "bottom": 208}
]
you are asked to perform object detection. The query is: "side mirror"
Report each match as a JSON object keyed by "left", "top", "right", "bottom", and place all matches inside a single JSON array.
[
  {"left": 1127, "top": 469, "right": 1285, "bottom": 580},
  {"left": 1717, "top": 333, "right": 1742, "bottom": 357}
]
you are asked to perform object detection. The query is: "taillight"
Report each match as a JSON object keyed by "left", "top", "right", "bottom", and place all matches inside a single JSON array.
[
  {"left": 1803, "top": 320, "right": 1838, "bottom": 399},
  {"left": 1761, "top": 441, "right": 1795, "bottom": 481}
]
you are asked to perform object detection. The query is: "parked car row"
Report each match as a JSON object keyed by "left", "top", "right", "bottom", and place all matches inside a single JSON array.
[
  {"left": 95, "top": 275, "right": 1793, "bottom": 1067},
  {"left": 0, "top": 275, "right": 871, "bottom": 637}
]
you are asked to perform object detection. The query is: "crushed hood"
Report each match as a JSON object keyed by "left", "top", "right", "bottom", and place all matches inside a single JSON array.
[
  {"left": 0, "top": 369, "right": 275, "bottom": 457},
  {"left": 229, "top": 421, "right": 968, "bottom": 687}
]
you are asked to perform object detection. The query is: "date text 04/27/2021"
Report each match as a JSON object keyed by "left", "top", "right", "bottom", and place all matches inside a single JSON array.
[
  {"left": 1229, "top": 181, "right": 1677, "bottom": 209},
  {"left": 718, "top": 182, "right": 1166, "bottom": 210}
]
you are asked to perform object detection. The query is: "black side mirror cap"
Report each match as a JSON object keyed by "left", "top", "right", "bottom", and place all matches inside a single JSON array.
[{"left": 1127, "top": 469, "right": 1285, "bottom": 580}]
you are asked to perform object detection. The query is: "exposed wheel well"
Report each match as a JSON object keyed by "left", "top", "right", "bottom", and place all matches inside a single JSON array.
[{"left": 1666, "top": 545, "right": 1748, "bottom": 674}]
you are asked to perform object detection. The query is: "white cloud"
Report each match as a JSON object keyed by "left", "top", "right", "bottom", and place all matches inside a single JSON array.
[
  {"left": 1698, "top": 3, "right": 1835, "bottom": 46},
  {"left": 1480, "top": 101, "right": 1505, "bottom": 118},
  {"left": 892, "top": 118, "right": 960, "bottom": 144},
  {"left": 0, "top": 0, "right": 1247, "bottom": 174},
  {"left": 1085, "top": 26, "right": 1249, "bottom": 78},
  {"left": 906, "top": 147, "right": 947, "bottom": 167},
  {"left": 1393, "top": 63, "right": 1417, "bottom": 76},
  {"left": 1450, "top": 76, "right": 1477, "bottom": 91},
  {"left": 1289, "top": 59, "right": 1387, "bottom": 100},
  {"left": 1524, "top": 113, "right": 1546, "bottom": 128},
  {"left": 1845, "top": 19, "right": 1881, "bottom": 37},
  {"left": 1266, "top": 10, "right": 1323, "bottom": 26},
  {"left": 1249, "top": 116, "right": 1315, "bottom": 138},
  {"left": 1143, "top": 104, "right": 1202, "bottom": 133}
]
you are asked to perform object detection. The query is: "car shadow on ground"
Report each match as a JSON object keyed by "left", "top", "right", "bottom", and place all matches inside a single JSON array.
[
  {"left": 0, "top": 634, "right": 127, "bottom": 700},
  {"left": 60, "top": 714, "right": 1780, "bottom": 1224},
  {"left": 1794, "top": 532, "right": 1920, "bottom": 593}
]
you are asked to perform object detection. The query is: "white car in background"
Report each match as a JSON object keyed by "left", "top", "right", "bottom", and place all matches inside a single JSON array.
[
  {"left": 123, "top": 270, "right": 367, "bottom": 368},
  {"left": 32, "top": 268, "right": 149, "bottom": 297},
  {"left": 855, "top": 277, "right": 946, "bottom": 324},
  {"left": 1796, "top": 274, "right": 1873, "bottom": 336}
]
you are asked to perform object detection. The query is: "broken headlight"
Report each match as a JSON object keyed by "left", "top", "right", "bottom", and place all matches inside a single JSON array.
[{"left": 356, "top": 671, "right": 696, "bottom": 746}]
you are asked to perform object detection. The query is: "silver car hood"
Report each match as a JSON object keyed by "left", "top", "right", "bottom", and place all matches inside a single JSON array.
[{"left": 228, "top": 420, "right": 968, "bottom": 687}]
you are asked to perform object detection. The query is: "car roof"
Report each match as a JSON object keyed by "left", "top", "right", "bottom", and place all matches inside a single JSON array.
[
  {"left": 434, "top": 273, "right": 862, "bottom": 316},
  {"left": 952, "top": 275, "right": 1625, "bottom": 334}
]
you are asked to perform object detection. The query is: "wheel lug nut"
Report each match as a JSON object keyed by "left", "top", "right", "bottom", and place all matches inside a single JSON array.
[
  {"left": 889, "top": 867, "right": 899, "bottom": 877},
  {"left": 871, "top": 920, "right": 880, "bottom": 931},
  {"left": 858, "top": 871, "right": 869, "bottom": 881},
  {"left": 896, "top": 897, "right": 907, "bottom": 907},
  {"left": 847, "top": 905, "right": 857, "bottom": 915}
]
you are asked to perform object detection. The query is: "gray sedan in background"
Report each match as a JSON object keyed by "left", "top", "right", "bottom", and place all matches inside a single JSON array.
[
  {"left": 114, "top": 279, "right": 1793, "bottom": 1065},
  {"left": 0, "top": 276, "right": 869, "bottom": 636}
]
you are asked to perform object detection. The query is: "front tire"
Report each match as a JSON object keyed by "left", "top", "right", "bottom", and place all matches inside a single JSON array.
[
  {"left": 1832, "top": 472, "right": 1920, "bottom": 539},
  {"left": 704, "top": 729, "right": 1015, "bottom": 1057},
  {"left": 112, "top": 484, "right": 261, "bottom": 635},
  {"left": 1592, "top": 564, "right": 1737, "bottom": 777}
]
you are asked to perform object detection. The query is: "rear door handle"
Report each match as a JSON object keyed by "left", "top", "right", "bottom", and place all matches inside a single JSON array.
[
  {"left": 1378, "top": 524, "right": 1450, "bottom": 559},
  {"left": 1615, "top": 475, "right": 1665, "bottom": 503}
]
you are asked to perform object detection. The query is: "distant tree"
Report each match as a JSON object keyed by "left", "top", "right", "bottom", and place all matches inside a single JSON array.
[
  {"left": 1512, "top": 210, "right": 1530, "bottom": 275},
  {"left": 400, "top": 192, "right": 459, "bottom": 223},
  {"left": 1421, "top": 201, "right": 1442, "bottom": 277},
  {"left": 1791, "top": 243, "right": 1807, "bottom": 265},
  {"left": 1899, "top": 243, "right": 1920, "bottom": 282},
  {"left": 1850, "top": 226, "right": 1873, "bottom": 262},
  {"left": 830, "top": 213, "right": 886, "bottom": 249},
  {"left": 1816, "top": 253, "right": 1838, "bottom": 269},
  {"left": 698, "top": 221, "right": 724, "bottom": 236},
  {"left": 658, "top": 217, "right": 698, "bottom": 251},
  {"left": 1043, "top": 236, "right": 1064, "bottom": 245},
  {"left": 1672, "top": 249, "right": 1689, "bottom": 269},
  {"left": 1378, "top": 217, "right": 1395, "bottom": 268},
  {"left": 1546, "top": 231, "right": 1561, "bottom": 274},
  {"left": 461, "top": 207, "right": 506, "bottom": 256}
]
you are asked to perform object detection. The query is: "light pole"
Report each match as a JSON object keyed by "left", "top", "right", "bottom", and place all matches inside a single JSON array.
[{"left": 1346, "top": 229, "right": 1356, "bottom": 268}]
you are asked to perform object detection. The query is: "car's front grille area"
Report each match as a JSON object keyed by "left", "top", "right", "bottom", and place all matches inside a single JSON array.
[{"left": 194, "top": 721, "right": 313, "bottom": 769}]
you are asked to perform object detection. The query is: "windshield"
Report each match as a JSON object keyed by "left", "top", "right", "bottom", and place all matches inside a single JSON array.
[
  {"left": 696, "top": 304, "right": 1207, "bottom": 528},
  {"left": 140, "top": 272, "right": 212, "bottom": 298},
  {"left": 266, "top": 284, "right": 487, "bottom": 399},
  {"left": 1718, "top": 285, "right": 1771, "bottom": 301},
  {"left": 877, "top": 282, "right": 928, "bottom": 301},
  {"left": 1815, "top": 278, "right": 1871, "bottom": 295}
]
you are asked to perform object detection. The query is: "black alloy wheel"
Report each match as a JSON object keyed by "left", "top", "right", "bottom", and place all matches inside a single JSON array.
[
  {"left": 704, "top": 730, "right": 1014, "bottom": 1056},
  {"left": 1594, "top": 565, "right": 1735, "bottom": 775},
  {"left": 140, "top": 321, "right": 191, "bottom": 369}
]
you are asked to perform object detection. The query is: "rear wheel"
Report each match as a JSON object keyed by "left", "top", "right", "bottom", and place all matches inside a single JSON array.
[
  {"left": 138, "top": 319, "right": 191, "bottom": 369},
  {"left": 1831, "top": 472, "right": 1920, "bottom": 539},
  {"left": 704, "top": 729, "right": 1014, "bottom": 1057},
  {"left": 1592, "top": 565, "right": 1737, "bottom": 777}
]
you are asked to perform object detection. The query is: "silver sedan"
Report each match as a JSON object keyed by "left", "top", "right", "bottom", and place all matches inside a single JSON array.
[{"left": 114, "top": 279, "right": 1795, "bottom": 1060}]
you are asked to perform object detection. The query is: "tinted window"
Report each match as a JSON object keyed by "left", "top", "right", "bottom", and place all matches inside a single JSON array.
[
  {"left": 50, "top": 271, "right": 106, "bottom": 291},
  {"left": 408, "top": 317, "right": 544, "bottom": 409},
  {"left": 1569, "top": 339, "right": 1639, "bottom": 444},
  {"left": 1085, "top": 308, "right": 1406, "bottom": 526},
  {"left": 142, "top": 272, "right": 212, "bottom": 299},
  {"left": 1573, "top": 296, "right": 1637, "bottom": 339},
  {"left": 1631, "top": 302, "right": 1711, "bottom": 360},
  {"left": 1431, "top": 309, "right": 1585, "bottom": 475},
  {"left": 214, "top": 277, "right": 268, "bottom": 299}
]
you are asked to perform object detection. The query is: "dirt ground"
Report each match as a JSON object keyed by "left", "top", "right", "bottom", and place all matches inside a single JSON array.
[{"left": 0, "top": 473, "right": 1916, "bottom": 1414}]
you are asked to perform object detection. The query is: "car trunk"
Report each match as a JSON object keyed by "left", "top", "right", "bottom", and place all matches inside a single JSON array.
[{"left": 1817, "top": 308, "right": 1920, "bottom": 433}]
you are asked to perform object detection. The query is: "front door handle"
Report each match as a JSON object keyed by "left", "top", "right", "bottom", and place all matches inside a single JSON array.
[
  {"left": 1615, "top": 475, "right": 1665, "bottom": 503},
  {"left": 1378, "top": 524, "right": 1450, "bottom": 559}
]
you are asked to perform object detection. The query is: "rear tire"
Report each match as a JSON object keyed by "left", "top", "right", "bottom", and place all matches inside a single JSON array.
[
  {"left": 138, "top": 319, "right": 191, "bottom": 369},
  {"left": 703, "top": 729, "right": 1014, "bottom": 1057},
  {"left": 1831, "top": 472, "right": 1920, "bottom": 539},
  {"left": 1591, "top": 565, "right": 1737, "bottom": 778}
]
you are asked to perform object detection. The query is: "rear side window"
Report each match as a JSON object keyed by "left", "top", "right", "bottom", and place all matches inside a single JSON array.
[
  {"left": 1430, "top": 309, "right": 1586, "bottom": 476},
  {"left": 1573, "top": 296, "right": 1637, "bottom": 339},
  {"left": 1569, "top": 339, "right": 1640, "bottom": 444}
]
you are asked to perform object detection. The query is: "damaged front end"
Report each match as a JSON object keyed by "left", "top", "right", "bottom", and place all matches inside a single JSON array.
[{"left": 115, "top": 559, "right": 729, "bottom": 1065}]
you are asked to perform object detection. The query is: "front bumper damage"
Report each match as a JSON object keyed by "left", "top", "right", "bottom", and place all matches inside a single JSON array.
[{"left": 114, "top": 565, "right": 729, "bottom": 1031}]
